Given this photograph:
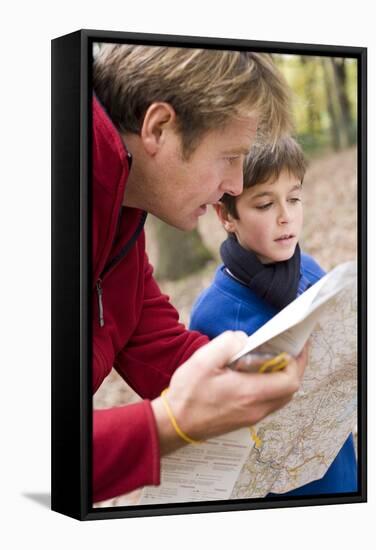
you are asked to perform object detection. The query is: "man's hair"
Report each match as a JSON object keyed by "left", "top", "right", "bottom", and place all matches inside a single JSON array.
[
  {"left": 221, "top": 135, "right": 307, "bottom": 218},
  {"left": 93, "top": 44, "right": 292, "bottom": 156}
]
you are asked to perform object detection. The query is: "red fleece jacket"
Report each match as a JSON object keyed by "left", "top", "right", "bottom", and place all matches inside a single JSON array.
[{"left": 92, "top": 96, "right": 208, "bottom": 503}]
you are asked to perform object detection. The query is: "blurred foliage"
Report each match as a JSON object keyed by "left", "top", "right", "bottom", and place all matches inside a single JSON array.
[{"left": 274, "top": 54, "right": 357, "bottom": 157}]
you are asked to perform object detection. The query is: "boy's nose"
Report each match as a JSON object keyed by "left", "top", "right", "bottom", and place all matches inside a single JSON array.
[{"left": 277, "top": 204, "right": 291, "bottom": 224}]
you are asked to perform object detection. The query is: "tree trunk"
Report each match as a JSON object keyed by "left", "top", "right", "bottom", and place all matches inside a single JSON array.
[
  {"left": 300, "top": 56, "right": 320, "bottom": 135},
  {"left": 321, "top": 58, "right": 341, "bottom": 150},
  {"left": 330, "top": 58, "right": 353, "bottom": 147},
  {"left": 151, "top": 218, "right": 213, "bottom": 281}
]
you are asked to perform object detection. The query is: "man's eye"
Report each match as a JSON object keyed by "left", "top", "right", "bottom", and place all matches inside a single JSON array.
[
  {"left": 289, "top": 198, "right": 301, "bottom": 204},
  {"left": 225, "top": 156, "right": 240, "bottom": 165},
  {"left": 256, "top": 203, "right": 272, "bottom": 210}
]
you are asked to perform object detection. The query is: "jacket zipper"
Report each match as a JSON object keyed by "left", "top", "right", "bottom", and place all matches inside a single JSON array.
[
  {"left": 95, "top": 209, "right": 147, "bottom": 327},
  {"left": 96, "top": 279, "right": 104, "bottom": 327}
]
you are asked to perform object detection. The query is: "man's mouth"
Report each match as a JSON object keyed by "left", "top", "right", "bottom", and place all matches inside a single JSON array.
[{"left": 197, "top": 197, "right": 223, "bottom": 215}]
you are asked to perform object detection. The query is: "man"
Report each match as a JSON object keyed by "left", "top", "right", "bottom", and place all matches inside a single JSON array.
[{"left": 92, "top": 44, "right": 307, "bottom": 503}]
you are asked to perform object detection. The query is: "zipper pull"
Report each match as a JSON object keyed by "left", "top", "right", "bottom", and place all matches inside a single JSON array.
[{"left": 96, "top": 280, "right": 104, "bottom": 327}]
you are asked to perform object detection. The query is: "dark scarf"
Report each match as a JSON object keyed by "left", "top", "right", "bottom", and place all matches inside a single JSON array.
[{"left": 220, "top": 235, "right": 301, "bottom": 311}]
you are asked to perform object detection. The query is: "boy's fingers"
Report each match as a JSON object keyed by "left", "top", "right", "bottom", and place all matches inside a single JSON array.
[{"left": 295, "top": 343, "right": 309, "bottom": 380}]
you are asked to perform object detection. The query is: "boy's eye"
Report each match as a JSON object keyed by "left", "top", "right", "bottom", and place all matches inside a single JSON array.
[{"left": 255, "top": 203, "right": 273, "bottom": 210}]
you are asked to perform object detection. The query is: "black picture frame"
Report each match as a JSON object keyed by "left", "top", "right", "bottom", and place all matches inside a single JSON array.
[{"left": 51, "top": 29, "right": 367, "bottom": 521}]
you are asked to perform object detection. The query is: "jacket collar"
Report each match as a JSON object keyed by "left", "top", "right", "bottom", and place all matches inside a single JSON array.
[{"left": 92, "top": 95, "right": 142, "bottom": 284}]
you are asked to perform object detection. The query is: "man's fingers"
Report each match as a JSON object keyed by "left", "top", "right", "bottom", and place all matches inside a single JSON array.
[
  {"left": 235, "top": 360, "right": 301, "bottom": 401},
  {"left": 192, "top": 331, "right": 248, "bottom": 369}
]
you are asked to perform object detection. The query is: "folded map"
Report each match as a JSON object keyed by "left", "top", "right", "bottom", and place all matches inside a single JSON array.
[{"left": 140, "top": 260, "right": 357, "bottom": 504}]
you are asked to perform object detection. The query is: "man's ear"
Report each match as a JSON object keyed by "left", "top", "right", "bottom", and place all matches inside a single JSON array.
[
  {"left": 140, "top": 102, "right": 177, "bottom": 156},
  {"left": 213, "top": 202, "right": 237, "bottom": 233}
]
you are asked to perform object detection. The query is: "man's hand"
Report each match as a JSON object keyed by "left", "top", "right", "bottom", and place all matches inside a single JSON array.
[{"left": 152, "top": 332, "right": 308, "bottom": 455}]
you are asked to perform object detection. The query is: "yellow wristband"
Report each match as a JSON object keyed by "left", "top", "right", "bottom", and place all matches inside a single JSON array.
[{"left": 160, "top": 388, "right": 201, "bottom": 445}]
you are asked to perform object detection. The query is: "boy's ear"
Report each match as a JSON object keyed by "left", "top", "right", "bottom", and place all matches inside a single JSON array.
[
  {"left": 140, "top": 102, "right": 177, "bottom": 156},
  {"left": 213, "top": 202, "right": 236, "bottom": 233}
]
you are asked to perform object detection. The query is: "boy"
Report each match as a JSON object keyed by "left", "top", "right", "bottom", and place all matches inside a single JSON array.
[{"left": 190, "top": 136, "right": 357, "bottom": 495}]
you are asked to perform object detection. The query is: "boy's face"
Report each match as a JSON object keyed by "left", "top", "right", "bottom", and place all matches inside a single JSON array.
[{"left": 222, "top": 169, "right": 303, "bottom": 264}]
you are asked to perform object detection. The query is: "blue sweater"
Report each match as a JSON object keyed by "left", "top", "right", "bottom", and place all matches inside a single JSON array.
[{"left": 190, "top": 252, "right": 357, "bottom": 496}]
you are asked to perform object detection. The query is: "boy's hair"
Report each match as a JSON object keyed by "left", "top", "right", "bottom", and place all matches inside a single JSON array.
[
  {"left": 221, "top": 136, "right": 307, "bottom": 219},
  {"left": 93, "top": 44, "right": 292, "bottom": 157}
]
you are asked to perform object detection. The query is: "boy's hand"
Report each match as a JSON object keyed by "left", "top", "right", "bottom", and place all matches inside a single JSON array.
[{"left": 152, "top": 332, "right": 308, "bottom": 455}]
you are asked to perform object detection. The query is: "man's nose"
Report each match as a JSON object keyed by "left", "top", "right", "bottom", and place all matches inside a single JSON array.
[{"left": 222, "top": 170, "right": 244, "bottom": 197}]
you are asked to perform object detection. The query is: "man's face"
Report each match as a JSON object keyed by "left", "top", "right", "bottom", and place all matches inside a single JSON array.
[
  {"left": 144, "top": 116, "right": 259, "bottom": 231},
  {"left": 225, "top": 170, "right": 304, "bottom": 264}
]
